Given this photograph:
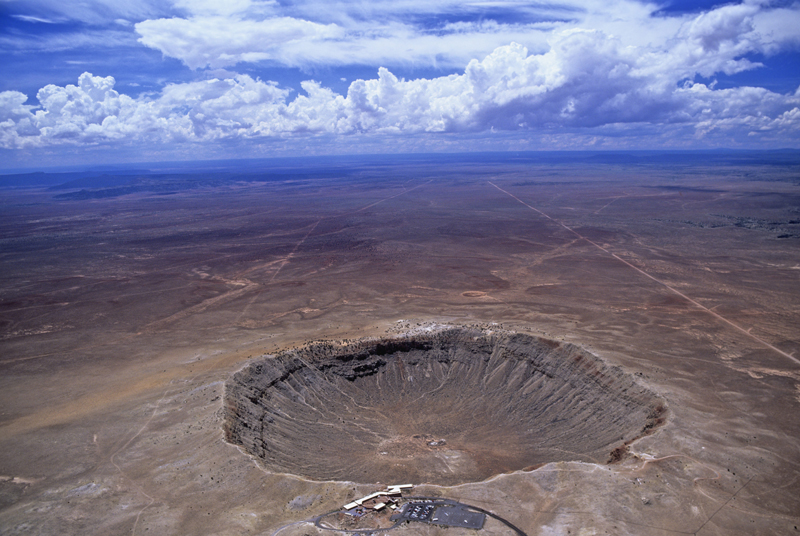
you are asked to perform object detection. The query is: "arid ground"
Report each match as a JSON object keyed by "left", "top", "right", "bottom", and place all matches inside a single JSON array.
[{"left": 1, "top": 152, "right": 799, "bottom": 535}]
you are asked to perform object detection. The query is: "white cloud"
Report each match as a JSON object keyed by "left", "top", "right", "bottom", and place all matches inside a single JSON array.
[
  {"left": 171, "top": 0, "right": 262, "bottom": 17},
  {"left": 136, "top": 16, "right": 344, "bottom": 69},
  {"left": 10, "top": 0, "right": 800, "bottom": 85},
  {"left": 0, "top": 28, "right": 139, "bottom": 53},
  {"left": 5, "top": 0, "right": 170, "bottom": 26},
  {"left": 11, "top": 14, "right": 59, "bottom": 23},
  {"left": 131, "top": 0, "right": 597, "bottom": 70},
  {"left": 4, "top": 2, "right": 800, "bottom": 151},
  {"left": 127, "top": 0, "right": 800, "bottom": 88},
  {"left": 134, "top": 14, "right": 561, "bottom": 70},
  {"left": 3, "top": 20, "right": 800, "bottom": 152},
  {"left": 751, "top": 5, "right": 800, "bottom": 52}
]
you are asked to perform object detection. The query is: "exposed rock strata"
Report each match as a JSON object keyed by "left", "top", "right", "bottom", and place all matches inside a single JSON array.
[{"left": 224, "top": 327, "right": 666, "bottom": 485}]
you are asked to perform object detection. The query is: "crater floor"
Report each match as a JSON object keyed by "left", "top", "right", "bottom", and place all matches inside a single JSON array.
[{"left": 224, "top": 327, "right": 666, "bottom": 485}]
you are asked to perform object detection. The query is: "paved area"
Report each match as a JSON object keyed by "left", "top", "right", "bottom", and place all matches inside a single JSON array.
[
  {"left": 400, "top": 502, "right": 437, "bottom": 523},
  {"left": 429, "top": 505, "right": 486, "bottom": 529},
  {"left": 391, "top": 499, "right": 488, "bottom": 530}
]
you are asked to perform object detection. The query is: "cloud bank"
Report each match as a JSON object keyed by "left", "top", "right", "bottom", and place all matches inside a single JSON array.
[
  {"left": 2, "top": 2, "right": 800, "bottom": 152},
  {"left": 130, "top": 0, "right": 800, "bottom": 71}
]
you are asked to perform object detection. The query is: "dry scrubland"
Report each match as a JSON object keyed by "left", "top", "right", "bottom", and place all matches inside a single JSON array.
[{"left": 0, "top": 154, "right": 799, "bottom": 535}]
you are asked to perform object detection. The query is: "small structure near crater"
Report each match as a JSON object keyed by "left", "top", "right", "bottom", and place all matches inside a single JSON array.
[
  {"left": 313, "top": 485, "right": 494, "bottom": 533},
  {"left": 224, "top": 326, "right": 667, "bottom": 485},
  {"left": 342, "top": 484, "right": 411, "bottom": 513}
]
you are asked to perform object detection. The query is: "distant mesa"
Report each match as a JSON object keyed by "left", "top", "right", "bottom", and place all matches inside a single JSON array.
[{"left": 223, "top": 326, "right": 666, "bottom": 485}]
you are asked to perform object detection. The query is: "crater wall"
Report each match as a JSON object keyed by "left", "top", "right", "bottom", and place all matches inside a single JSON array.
[{"left": 224, "top": 327, "right": 666, "bottom": 485}]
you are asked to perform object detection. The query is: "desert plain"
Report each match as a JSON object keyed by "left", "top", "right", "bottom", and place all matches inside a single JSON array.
[{"left": 0, "top": 151, "right": 799, "bottom": 535}]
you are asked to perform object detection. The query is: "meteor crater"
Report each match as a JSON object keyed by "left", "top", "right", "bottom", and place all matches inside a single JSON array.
[{"left": 224, "top": 327, "right": 666, "bottom": 485}]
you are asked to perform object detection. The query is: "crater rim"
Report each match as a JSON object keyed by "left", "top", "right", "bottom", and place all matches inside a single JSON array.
[{"left": 223, "top": 325, "right": 668, "bottom": 485}]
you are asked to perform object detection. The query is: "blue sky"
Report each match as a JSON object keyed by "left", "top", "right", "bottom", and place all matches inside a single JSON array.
[{"left": 1, "top": 0, "right": 799, "bottom": 169}]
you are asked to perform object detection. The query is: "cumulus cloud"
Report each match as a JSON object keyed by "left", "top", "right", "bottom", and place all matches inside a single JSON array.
[
  {"left": 4, "top": 1, "right": 800, "bottom": 151},
  {"left": 3, "top": 25, "right": 800, "bottom": 151},
  {"left": 0, "top": 72, "right": 298, "bottom": 148}
]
